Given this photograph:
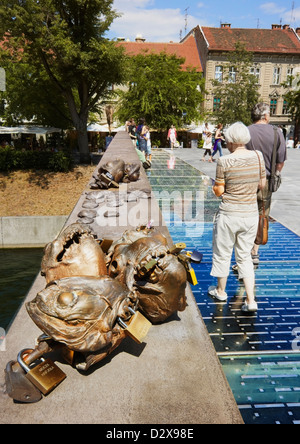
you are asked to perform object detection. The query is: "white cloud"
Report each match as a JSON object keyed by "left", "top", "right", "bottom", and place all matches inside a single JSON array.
[
  {"left": 283, "top": 7, "right": 300, "bottom": 25},
  {"left": 110, "top": 0, "right": 205, "bottom": 42},
  {"left": 259, "top": 2, "right": 287, "bottom": 15}
]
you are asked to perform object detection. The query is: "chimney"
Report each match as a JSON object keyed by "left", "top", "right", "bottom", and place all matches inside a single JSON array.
[
  {"left": 135, "top": 34, "right": 146, "bottom": 43},
  {"left": 272, "top": 24, "right": 282, "bottom": 29},
  {"left": 283, "top": 24, "right": 290, "bottom": 30},
  {"left": 221, "top": 23, "right": 231, "bottom": 28},
  {"left": 296, "top": 28, "right": 300, "bottom": 36}
]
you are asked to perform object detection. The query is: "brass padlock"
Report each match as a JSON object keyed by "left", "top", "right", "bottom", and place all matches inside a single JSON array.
[
  {"left": 118, "top": 307, "right": 152, "bottom": 344},
  {"left": 138, "top": 258, "right": 158, "bottom": 277},
  {"left": 169, "top": 242, "right": 187, "bottom": 255},
  {"left": 17, "top": 349, "right": 66, "bottom": 396}
]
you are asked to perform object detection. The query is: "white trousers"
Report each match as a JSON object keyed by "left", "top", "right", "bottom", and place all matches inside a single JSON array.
[{"left": 211, "top": 212, "right": 259, "bottom": 280}]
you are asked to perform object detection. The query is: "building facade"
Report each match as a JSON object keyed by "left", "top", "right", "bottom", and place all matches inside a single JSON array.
[{"left": 188, "top": 24, "right": 300, "bottom": 129}]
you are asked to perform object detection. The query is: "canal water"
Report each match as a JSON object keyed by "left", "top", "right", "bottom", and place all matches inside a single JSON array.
[{"left": 0, "top": 248, "right": 43, "bottom": 330}]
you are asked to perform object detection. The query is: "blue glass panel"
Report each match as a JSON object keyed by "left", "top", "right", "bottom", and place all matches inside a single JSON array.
[{"left": 149, "top": 150, "right": 300, "bottom": 424}]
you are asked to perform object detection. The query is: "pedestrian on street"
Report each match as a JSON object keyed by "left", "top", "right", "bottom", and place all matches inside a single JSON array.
[
  {"left": 212, "top": 123, "right": 224, "bottom": 159},
  {"left": 209, "top": 122, "right": 266, "bottom": 312},
  {"left": 167, "top": 125, "right": 177, "bottom": 150},
  {"left": 245, "top": 103, "right": 287, "bottom": 266},
  {"left": 201, "top": 132, "right": 213, "bottom": 162}
]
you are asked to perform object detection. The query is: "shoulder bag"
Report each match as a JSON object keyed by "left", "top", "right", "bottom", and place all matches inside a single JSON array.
[
  {"left": 255, "top": 151, "right": 269, "bottom": 246},
  {"left": 269, "top": 127, "right": 282, "bottom": 193}
]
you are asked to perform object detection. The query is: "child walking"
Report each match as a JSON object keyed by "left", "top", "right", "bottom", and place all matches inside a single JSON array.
[{"left": 202, "top": 132, "right": 213, "bottom": 162}]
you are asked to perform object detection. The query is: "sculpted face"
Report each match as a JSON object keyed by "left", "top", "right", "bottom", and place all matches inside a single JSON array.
[
  {"left": 108, "top": 231, "right": 187, "bottom": 323},
  {"left": 41, "top": 223, "right": 107, "bottom": 284},
  {"left": 26, "top": 224, "right": 188, "bottom": 371},
  {"left": 26, "top": 276, "right": 138, "bottom": 370}
]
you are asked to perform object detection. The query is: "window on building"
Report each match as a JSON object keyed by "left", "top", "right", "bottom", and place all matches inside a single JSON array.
[
  {"left": 270, "top": 99, "right": 277, "bottom": 115},
  {"left": 213, "top": 97, "right": 221, "bottom": 112},
  {"left": 228, "top": 66, "right": 236, "bottom": 83},
  {"left": 282, "top": 100, "right": 289, "bottom": 115},
  {"left": 250, "top": 67, "right": 260, "bottom": 83},
  {"left": 215, "top": 66, "right": 223, "bottom": 83},
  {"left": 287, "top": 68, "right": 294, "bottom": 86},
  {"left": 273, "top": 67, "right": 281, "bottom": 85}
]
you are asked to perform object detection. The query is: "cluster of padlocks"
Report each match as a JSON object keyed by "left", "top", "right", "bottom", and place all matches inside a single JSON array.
[{"left": 4, "top": 222, "right": 202, "bottom": 403}]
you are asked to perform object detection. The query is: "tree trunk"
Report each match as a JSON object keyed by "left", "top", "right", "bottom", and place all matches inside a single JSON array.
[
  {"left": 294, "top": 117, "right": 299, "bottom": 145},
  {"left": 65, "top": 89, "right": 90, "bottom": 163},
  {"left": 77, "top": 125, "right": 90, "bottom": 164}
]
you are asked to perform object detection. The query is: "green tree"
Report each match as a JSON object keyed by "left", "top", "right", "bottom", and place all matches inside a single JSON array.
[
  {"left": 0, "top": 49, "right": 72, "bottom": 128},
  {"left": 211, "top": 43, "right": 261, "bottom": 126},
  {"left": 283, "top": 75, "right": 300, "bottom": 144},
  {"left": 116, "top": 51, "right": 205, "bottom": 131},
  {"left": 0, "top": 0, "right": 127, "bottom": 162}
]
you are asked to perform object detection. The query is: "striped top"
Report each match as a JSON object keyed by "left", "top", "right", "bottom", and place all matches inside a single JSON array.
[{"left": 215, "top": 150, "right": 266, "bottom": 216}]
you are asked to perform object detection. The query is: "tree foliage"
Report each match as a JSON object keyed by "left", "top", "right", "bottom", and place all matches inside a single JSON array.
[
  {"left": 0, "top": 0, "right": 128, "bottom": 160},
  {"left": 211, "top": 43, "right": 261, "bottom": 126},
  {"left": 283, "top": 75, "right": 300, "bottom": 143},
  {"left": 116, "top": 51, "right": 205, "bottom": 130}
]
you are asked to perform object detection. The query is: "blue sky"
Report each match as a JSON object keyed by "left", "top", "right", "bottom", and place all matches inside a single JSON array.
[{"left": 108, "top": 0, "right": 300, "bottom": 42}]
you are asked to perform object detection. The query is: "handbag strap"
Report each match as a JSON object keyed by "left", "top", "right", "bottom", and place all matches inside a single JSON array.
[
  {"left": 271, "top": 126, "right": 278, "bottom": 179},
  {"left": 254, "top": 150, "right": 266, "bottom": 216}
]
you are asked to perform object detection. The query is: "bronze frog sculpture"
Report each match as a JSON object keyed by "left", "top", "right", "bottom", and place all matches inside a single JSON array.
[{"left": 26, "top": 276, "right": 138, "bottom": 371}]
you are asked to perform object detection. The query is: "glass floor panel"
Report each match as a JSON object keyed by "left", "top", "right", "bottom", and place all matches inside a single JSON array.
[{"left": 148, "top": 150, "right": 300, "bottom": 424}]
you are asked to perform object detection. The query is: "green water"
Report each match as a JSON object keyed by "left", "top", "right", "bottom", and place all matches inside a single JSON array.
[{"left": 0, "top": 248, "right": 43, "bottom": 330}]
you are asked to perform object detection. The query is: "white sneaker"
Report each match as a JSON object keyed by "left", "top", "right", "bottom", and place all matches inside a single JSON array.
[
  {"left": 242, "top": 302, "right": 258, "bottom": 312},
  {"left": 208, "top": 286, "right": 228, "bottom": 302}
]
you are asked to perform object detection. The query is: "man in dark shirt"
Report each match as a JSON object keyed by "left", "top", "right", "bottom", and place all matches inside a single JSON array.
[{"left": 246, "top": 102, "right": 287, "bottom": 264}]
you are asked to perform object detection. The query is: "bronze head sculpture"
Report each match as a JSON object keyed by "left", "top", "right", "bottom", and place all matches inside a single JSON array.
[
  {"left": 26, "top": 276, "right": 138, "bottom": 371},
  {"left": 41, "top": 223, "right": 107, "bottom": 284},
  {"left": 107, "top": 226, "right": 187, "bottom": 323},
  {"left": 25, "top": 223, "right": 188, "bottom": 372}
]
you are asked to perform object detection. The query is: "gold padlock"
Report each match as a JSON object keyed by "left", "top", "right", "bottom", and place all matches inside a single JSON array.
[
  {"left": 17, "top": 349, "right": 66, "bottom": 396},
  {"left": 169, "top": 242, "right": 187, "bottom": 255},
  {"left": 138, "top": 258, "right": 158, "bottom": 277},
  {"left": 118, "top": 308, "right": 152, "bottom": 344}
]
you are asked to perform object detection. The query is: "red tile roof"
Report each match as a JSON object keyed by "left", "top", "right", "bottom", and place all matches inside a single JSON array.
[
  {"left": 201, "top": 27, "right": 300, "bottom": 54},
  {"left": 118, "top": 35, "right": 202, "bottom": 72}
]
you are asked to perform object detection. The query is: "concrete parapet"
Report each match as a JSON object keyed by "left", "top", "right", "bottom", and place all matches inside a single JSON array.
[
  {"left": 0, "top": 133, "right": 243, "bottom": 424},
  {"left": 0, "top": 216, "right": 68, "bottom": 248}
]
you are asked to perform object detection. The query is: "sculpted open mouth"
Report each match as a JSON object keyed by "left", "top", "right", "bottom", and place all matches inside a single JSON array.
[
  {"left": 56, "top": 228, "right": 91, "bottom": 263},
  {"left": 41, "top": 223, "right": 107, "bottom": 283}
]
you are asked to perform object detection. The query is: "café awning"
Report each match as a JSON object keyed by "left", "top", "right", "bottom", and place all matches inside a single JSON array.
[{"left": 0, "top": 125, "right": 62, "bottom": 135}]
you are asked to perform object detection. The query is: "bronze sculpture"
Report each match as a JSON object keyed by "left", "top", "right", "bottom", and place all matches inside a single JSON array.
[
  {"left": 91, "top": 159, "right": 140, "bottom": 189},
  {"left": 107, "top": 226, "right": 187, "bottom": 323},
  {"left": 26, "top": 276, "right": 138, "bottom": 371},
  {"left": 4, "top": 221, "right": 198, "bottom": 402},
  {"left": 41, "top": 223, "right": 107, "bottom": 284}
]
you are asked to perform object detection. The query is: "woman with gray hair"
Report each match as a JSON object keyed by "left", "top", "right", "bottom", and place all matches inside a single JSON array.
[{"left": 209, "top": 122, "right": 266, "bottom": 312}]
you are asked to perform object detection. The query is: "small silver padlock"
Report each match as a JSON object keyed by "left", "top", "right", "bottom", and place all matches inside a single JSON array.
[{"left": 17, "top": 349, "right": 66, "bottom": 396}]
